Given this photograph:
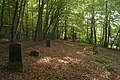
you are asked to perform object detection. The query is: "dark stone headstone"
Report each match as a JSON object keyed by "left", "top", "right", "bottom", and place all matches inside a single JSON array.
[
  {"left": 93, "top": 45, "right": 98, "bottom": 55},
  {"left": 30, "top": 50, "right": 39, "bottom": 57},
  {"left": 46, "top": 39, "right": 51, "bottom": 47},
  {"left": 8, "top": 43, "right": 23, "bottom": 72}
]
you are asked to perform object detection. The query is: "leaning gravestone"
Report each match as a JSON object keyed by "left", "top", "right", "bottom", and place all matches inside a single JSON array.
[{"left": 8, "top": 43, "right": 23, "bottom": 72}]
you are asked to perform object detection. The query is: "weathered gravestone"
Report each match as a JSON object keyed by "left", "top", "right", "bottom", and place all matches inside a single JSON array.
[
  {"left": 30, "top": 50, "right": 40, "bottom": 57},
  {"left": 93, "top": 45, "right": 98, "bottom": 55},
  {"left": 8, "top": 43, "right": 23, "bottom": 72},
  {"left": 46, "top": 38, "right": 51, "bottom": 47}
]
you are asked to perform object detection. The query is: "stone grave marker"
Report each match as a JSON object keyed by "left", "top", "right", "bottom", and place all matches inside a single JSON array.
[
  {"left": 46, "top": 38, "right": 51, "bottom": 47},
  {"left": 8, "top": 43, "right": 23, "bottom": 72},
  {"left": 30, "top": 50, "right": 40, "bottom": 57}
]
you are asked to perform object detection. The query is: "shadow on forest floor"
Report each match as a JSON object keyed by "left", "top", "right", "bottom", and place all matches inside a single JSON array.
[{"left": 0, "top": 40, "right": 120, "bottom": 80}]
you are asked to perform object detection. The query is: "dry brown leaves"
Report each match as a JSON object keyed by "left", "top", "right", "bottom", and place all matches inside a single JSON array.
[{"left": 0, "top": 40, "right": 120, "bottom": 80}]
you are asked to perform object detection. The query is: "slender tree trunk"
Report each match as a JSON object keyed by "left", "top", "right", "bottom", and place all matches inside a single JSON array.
[
  {"left": 107, "top": 19, "right": 111, "bottom": 47},
  {"left": 43, "top": 2, "right": 49, "bottom": 40},
  {"left": 25, "top": 3, "right": 29, "bottom": 39},
  {"left": 39, "top": 0, "right": 44, "bottom": 41},
  {"left": 46, "top": 3, "right": 64, "bottom": 35},
  {"left": 101, "top": 24, "right": 105, "bottom": 45},
  {"left": 86, "top": 20, "right": 89, "bottom": 43},
  {"left": 51, "top": 15, "right": 59, "bottom": 40},
  {"left": 92, "top": 6, "right": 97, "bottom": 45},
  {"left": 56, "top": 23, "right": 60, "bottom": 39},
  {"left": 35, "top": 0, "right": 44, "bottom": 41},
  {"left": 43, "top": 0, "right": 56, "bottom": 40},
  {"left": 31, "top": 3, "right": 34, "bottom": 40},
  {"left": 0, "top": 0, "right": 5, "bottom": 39},
  {"left": 110, "top": 29, "right": 120, "bottom": 48},
  {"left": 11, "top": 0, "right": 19, "bottom": 42},
  {"left": 90, "top": 18, "right": 93, "bottom": 44},
  {"left": 104, "top": 1, "right": 108, "bottom": 47},
  {"left": 8, "top": 0, "right": 11, "bottom": 40},
  {"left": 64, "top": 20, "right": 67, "bottom": 40},
  {"left": 14, "top": 0, "right": 24, "bottom": 41},
  {"left": 15, "top": 0, "right": 26, "bottom": 41},
  {"left": 34, "top": 0, "right": 40, "bottom": 42}
]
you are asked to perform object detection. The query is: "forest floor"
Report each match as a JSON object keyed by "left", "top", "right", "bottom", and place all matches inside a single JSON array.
[{"left": 0, "top": 40, "right": 120, "bottom": 80}]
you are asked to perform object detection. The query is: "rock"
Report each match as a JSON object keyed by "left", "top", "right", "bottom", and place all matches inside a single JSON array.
[
  {"left": 30, "top": 50, "right": 40, "bottom": 57},
  {"left": 8, "top": 43, "right": 24, "bottom": 72}
]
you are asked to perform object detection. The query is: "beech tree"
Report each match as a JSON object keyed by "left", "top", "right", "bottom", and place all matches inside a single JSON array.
[{"left": 0, "top": 0, "right": 119, "bottom": 50}]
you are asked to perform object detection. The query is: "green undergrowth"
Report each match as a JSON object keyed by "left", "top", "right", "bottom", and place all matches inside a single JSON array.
[{"left": 85, "top": 51, "right": 118, "bottom": 72}]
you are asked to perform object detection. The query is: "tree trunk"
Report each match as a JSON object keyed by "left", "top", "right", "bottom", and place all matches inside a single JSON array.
[
  {"left": 35, "top": 0, "right": 44, "bottom": 41},
  {"left": 104, "top": 1, "right": 108, "bottom": 47},
  {"left": 25, "top": 3, "right": 29, "bottom": 39},
  {"left": 92, "top": 6, "right": 97, "bottom": 45},
  {"left": 86, "top": 20, "right": 89, "bottom": 43},
  {"left": 0, "top": 0, "right": 5, "bottom": 39},
  {"left": 107, "top": 19, "right": 111, "bottom": 47},
  {"left": 90, "top": 18, "right": 93, "bottom": 44},
  {"left": 110, "top": 29, "right": 120, "bottom": 48},
  {"left": 15, "top": 0, "right": 26, "bottom": 42},
  {"left": 14, "top": 0, "right": 25, "bottom": 41},
  {"left": 51, "top": 15, "right": 59, "bottom": 40},
  {"left": 11, "top": 0, "right": 19, "bottom": 42},
  {"left": 43, "top": 0, "right": 56, "bottom": 40},
  {"left": 64, "top": 20, "right": 67, "bottom": 40},
  {"left": 31, "top": 3, "right": 34, "bottom": 40}
]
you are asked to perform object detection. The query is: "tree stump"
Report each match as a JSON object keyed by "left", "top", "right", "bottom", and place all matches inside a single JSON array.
[
  {"left": 30, "top": 50, "right": 40, "bottom": 57},
  {"left": 46, "top": 39, "right": 50, "bottom": 47},
  {"left": 8, "top": 43, "right": 23, "bottom": 72}
]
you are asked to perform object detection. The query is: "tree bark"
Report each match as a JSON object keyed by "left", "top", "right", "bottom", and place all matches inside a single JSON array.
[
  {"left": 15, "top": 0, "right": 26, "bottom": 41},
  {"left": 24, "top": 3, "right": 29, "bottom": 39},
  {"left": 0, "top": 0, "right": 5, "bottom": 39},
  {"left": 64, "top": 20, "right": 67, "bottom": 40},
  {"left": 104, "top": 1, "right": 108, "bottom": 47},
  {"left": 86, "top": 20, "right": 89, "bottom": 43},
  {"left": 107, "top": 19, "right": 111, "bottom": 47},
  {"left": 35, "top": 0, "right": 44, "bottom": 41},
  {"left": 11, "top": 0, "right": 19, "bottom": 42},
  {"left": 14, "top": 0, "right": 25, "bottom": 41},
  {"left": 110, "top": 29, "right": 120, "bottom": 48}
]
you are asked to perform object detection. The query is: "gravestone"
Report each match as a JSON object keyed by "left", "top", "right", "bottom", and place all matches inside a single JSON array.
[
  {"left": 30, "top": 50, "right": 39, "bottom": 57},
  {"left": 8, "top": 43, "right": 23, "bottom": 72},
  {"left": 46, "top": 38, "right": 51, "bottom": 47},
  {"left": 93, "top": 45, "right": 98, "bottom": 55}
]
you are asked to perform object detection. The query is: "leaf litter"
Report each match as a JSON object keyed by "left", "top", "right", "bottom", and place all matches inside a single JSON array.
[{"left": 0, "top": 40, "right": 120, "bottom": 80}]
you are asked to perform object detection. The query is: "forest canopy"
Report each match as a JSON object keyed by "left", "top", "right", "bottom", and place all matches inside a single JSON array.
[{"left": 0, "top": 0, "right": 120, "bottom": 50}]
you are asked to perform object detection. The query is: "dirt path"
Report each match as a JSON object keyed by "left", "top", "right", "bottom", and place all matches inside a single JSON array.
[{"left": 0, "top": 40, "right": 120, "bottom": 80}]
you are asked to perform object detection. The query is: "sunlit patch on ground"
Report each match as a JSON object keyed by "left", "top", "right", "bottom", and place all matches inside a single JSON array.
[
  {"left": 57, "top": 59, "right": 68, "bottom": 64},
  {"left": 37, "top": 56, "right": 82, "bottom": 64},
  {"left": 37, "top": 57, "right": 52, "bottom": 63},
  {"left": 63, "top": 42, "right": 75, "bottom": 47},
  {"left": 63, "top": 56, "right": 82, "bottom": 63},
  {"left": 0, "top": 40, "right": 120, "bottom": 80}
]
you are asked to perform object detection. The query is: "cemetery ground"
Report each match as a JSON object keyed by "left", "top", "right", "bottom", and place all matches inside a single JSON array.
[{"left": 0, "top": 40, "right": 120, "bottom": 80}]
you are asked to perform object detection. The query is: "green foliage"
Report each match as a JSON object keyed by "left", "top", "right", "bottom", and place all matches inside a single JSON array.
[{"left": 0, "top": 0, "right": 120, "bottom": 48}]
